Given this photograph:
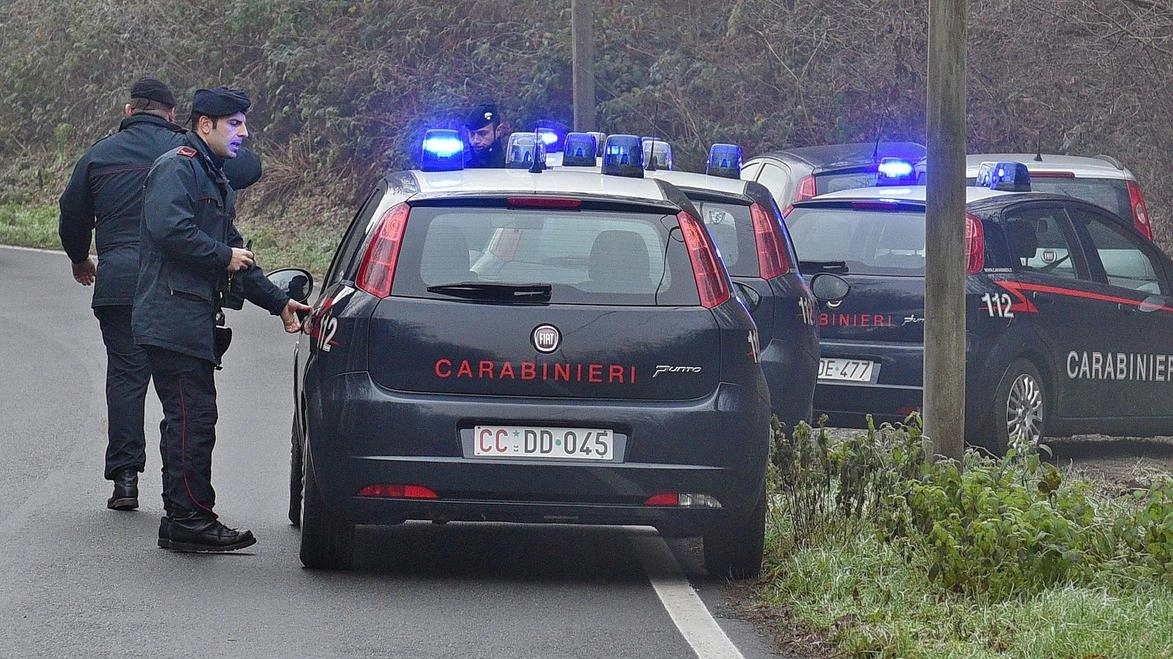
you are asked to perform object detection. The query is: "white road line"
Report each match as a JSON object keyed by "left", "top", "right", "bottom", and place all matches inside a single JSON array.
[
  {"left": 0, "top": 244, "right": 65, "bottom": 255},
  {"left": 630, "top": 533, "right": 747, "bottom": 659}
]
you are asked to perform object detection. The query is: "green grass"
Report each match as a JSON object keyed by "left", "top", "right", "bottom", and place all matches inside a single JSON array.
[
  {"left": 235, "top": 216, "right": 340, "bottom": 277},
  {"left": 0, "top": 201, "right": 340, "bottom": 276},
  {"left": 758, "top": 506, "right": 1173, "bottom": 658},
  {"left": 0, "top": 203, "right": 60, "bottom": 249}
]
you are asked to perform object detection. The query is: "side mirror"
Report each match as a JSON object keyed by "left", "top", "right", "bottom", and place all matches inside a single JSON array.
[
  {"left": 267, "top": 267, "right": 315, "bottom": 303},
  {"left": 810, "top": 272, "right": 849, "bottom": 303},
  {"left": 733, "top": 281, "right": 762, "bottom": 313}
]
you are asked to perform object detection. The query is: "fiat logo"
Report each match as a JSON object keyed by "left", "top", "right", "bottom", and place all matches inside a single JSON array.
[{"left": 532, "top": 325, "right": 560, "bottom": 353}]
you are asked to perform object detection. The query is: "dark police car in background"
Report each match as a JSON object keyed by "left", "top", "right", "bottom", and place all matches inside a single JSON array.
[
  {"left": 646, "top": 147, "right": 821, "bottom": 428},
  {"left": 786, "top": 162, "right": 1173, "bottom": 452},
  {"left": 288, "top": 132, "right": 771, "bottom": 578}
]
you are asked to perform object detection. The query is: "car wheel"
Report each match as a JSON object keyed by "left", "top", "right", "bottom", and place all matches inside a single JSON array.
[
  {"left": 289, "top": 418, "right": 303, "bottom": 527},
  {"left": 299, "top": 444, "right": 355, "bottom": 570},
  {"left": 702, "top": 481, "right": 766, "bottom": 580},
  {"left": 988, "top": 358, "right": 1046, "bottom": 455}
]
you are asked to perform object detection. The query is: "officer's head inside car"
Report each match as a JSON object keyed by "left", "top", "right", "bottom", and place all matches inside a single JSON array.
[{"left": 463, "top": 102, "right": 508, "bottom": 168}]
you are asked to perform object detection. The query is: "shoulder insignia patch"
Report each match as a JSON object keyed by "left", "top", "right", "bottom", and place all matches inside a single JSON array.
[{"left": 177, "top": 146, "right": 198, "bottom": 158}]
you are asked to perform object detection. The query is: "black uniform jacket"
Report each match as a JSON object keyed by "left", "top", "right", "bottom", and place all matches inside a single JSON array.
[
  {"left": 132, "top": 132, "right": 287, "bottom": 364},
  {"left": 59, "top": 115, "right": 263, "bottom": 309},
  {"left": 465, "top": 141, "right": 507, "bottom": 168},
  {"left": 59, "top": 114, "right": 186, "bottom": 307}
]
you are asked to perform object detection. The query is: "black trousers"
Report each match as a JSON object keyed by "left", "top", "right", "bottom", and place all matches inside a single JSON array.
[
  {"left": 93, "top": 305, "right": 151, "bottom": 480},
  {"left": 144, "top": 346, "right": 219, "bottom": 518}
]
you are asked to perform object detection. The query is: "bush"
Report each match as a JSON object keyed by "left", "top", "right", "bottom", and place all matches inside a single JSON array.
[{"left": 767, "top": 418, "right": 1173, "bottom": 601}]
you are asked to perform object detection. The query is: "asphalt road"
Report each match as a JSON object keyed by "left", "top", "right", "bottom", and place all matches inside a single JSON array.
[{"left": 0, "top": 246, "right": 785, "bottom": 659}]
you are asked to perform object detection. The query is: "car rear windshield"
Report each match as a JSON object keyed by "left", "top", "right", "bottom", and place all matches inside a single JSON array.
[
  {"left": 390, "top": 204, "right": 701, "bottom": 306},
  {"left": 815, "top": 170, "right": 884, "bottom": 195},
  {"left": 786, "top": 206, "right": 926, "bottom": 275},
  {"left": 966, "top": 177, "right": 1131, "bottom": 222},
  {"left": 693, "top": 199, "right": 759, "bottom": 278}
]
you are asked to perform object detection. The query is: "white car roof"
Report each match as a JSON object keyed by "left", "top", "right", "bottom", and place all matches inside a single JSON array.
[
  {"left": 804, "top": 185, "right": 1013, "bottom": 205},
  {"left": 645, "top": 170, "right": 749, "bottom": 195},
  {"left": 409, "top": 167, "right": 673, "bottom": 203},
  {"left": 964, "top": 153, "right": 1133, "bottom": 180}
]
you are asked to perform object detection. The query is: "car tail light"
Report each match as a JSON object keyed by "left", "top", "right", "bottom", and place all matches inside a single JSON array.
[
  {"left": 795, "top": 175, "right": 817, "bottom": 202},
  {"left": 750, "top": 202, "right": 791, "bottom": 278},
  {"left": 678, "top": 211, "right": 731, "bottom": 308},
  {"left": 965, "top": 213, "right": 985, "bottom": 275},
  {"left": 782, "top": 175, "right": 819, "bottom": 216},
  {"left": 644, "top": 492, "right": 722, "bottom": 507},
  {"left": 355, "top": 203, "right": 410, "bottom": 298},
  {"left": 357, "top": 484, "right": 439, "bottom": 499},
  {"left": 1127, "top": 181, "right": 1153, "bottom": 240}
]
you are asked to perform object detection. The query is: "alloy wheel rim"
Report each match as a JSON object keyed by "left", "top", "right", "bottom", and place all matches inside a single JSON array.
[{"left": 1006, "top": 373, "right": 1043, "bottom": 444}]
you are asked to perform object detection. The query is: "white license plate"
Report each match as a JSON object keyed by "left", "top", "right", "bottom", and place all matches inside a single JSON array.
[
  {"left": 473, "top": 425, "right": 614, "bottom": 461},
  {"left": 818, "top": 358, "right": 879, "bottom": 383}
]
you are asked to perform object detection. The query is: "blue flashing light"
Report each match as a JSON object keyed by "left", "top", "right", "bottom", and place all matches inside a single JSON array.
[
  {"left": 876, "top": 158, "right": 916, "bottom": 186},
  {"left": 562, "top": 132, "right": 598, "bottom": 167},
  {"left": 536, "top": 127, "right": 560, "bottom": 148},
  {"left": 587, "top": 131, "right": 607, "bottom": 157},
  {"left": 506, "top": 132, "right": 547, "bottom": 170},
  {"left": 420, "top": 129, "right": 464, "bottom": 172},
  {"left": 977, "top": 161, "right": 1031, "bottom": 192},
  {"left": 601, "top": 134, "right": 644, "bottom": 178},
  {"left": 640, "top": 137, "right": 673, "bottom": 171},
  {"left": 706, "top": 143, "right": 742, "bottom": 179}
]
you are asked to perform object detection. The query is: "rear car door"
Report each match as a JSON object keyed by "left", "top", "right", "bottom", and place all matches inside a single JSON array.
[{"left": 1064, "top": 204, "right": 1173, "bottom": 431}]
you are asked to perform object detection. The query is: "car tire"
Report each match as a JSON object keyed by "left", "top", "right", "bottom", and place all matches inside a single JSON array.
[
  {"left": 702, "top": 482, "right": 766, "bottom": 580},
  {"left": 289, "top": 419, "right": 303, "bottom": 527},
  {"left": 299, "top": 445, "right": 354, "bottom": 570},
  {"left": 987, "top": 358, "right": 1046, "bottom": 455}
]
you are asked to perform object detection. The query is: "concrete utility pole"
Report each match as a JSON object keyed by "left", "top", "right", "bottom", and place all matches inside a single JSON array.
[
  {"left": 571, "top": 0, "right": 596, "bottom": 131},
  {"left": 924, "top": 0, "right": 967, "bottom": 460}
]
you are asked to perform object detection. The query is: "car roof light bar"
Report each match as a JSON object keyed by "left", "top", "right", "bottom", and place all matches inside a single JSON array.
[
  {"left": 706, "top": 144, "right": 742, "bottom": 179},
  {"left": 420, "top": 129, "right": 465, "bottom": 172},
  {"left": 601, "top": 134, "right": 644, "bottom": 178}
]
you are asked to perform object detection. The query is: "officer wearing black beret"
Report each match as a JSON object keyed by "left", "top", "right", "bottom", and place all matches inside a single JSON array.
[
  {"left": 59, "top": 76, "right": 186, "bottom": 513},
  {"left": 133, "top": 86, "right": 311, "bottom": 553},
  {"left": 464, "top": 102, "right": 508, "bottom": 168}
]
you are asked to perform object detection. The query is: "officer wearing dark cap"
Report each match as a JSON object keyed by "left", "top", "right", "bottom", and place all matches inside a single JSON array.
[
  {"left": 60, "top": 76, "right": 187, "bottom": 513},
  {"left": 133, "top": 85, "right": 311, "bottom": 553},
  {"left": 464, "top": 102, "right": 508, "bottom": 168}
]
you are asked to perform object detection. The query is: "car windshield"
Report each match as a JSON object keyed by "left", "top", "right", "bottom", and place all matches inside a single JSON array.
[
  {"left": 786, "top": 206, "right": 926, "bottom": 275},
  {"left": 966, "top": 176, "right": 1132, "bottom": 222},
  {"left": 391, "top": 204, "right": 701, "bottom": 306},
  {"left": 815, "top": 171, "right": 884, "bottom": 195},
  {"left": 693, "top": 199, "right": 758, "bottom": 278}
]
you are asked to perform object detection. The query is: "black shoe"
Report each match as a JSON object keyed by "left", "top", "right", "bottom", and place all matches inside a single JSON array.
[
  {"left": 167, "top": 514, "right": 256, "bottom": 553},
  {"left": 106, "top": 469, "right": 139, "bottom": 511},
  {"left": 158, "top": 516, "right": 171, "bottom": 549}
]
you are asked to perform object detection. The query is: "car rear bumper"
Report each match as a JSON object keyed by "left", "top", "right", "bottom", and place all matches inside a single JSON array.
[
  {"left": 813, "top": 340, "right": 923, "bottom": 427},
  {"left": 304, "top": 372, "right": 770, "bottom": 536}
]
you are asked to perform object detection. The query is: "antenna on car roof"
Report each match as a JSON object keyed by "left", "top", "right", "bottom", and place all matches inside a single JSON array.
[
  {"left": 1034, "top": 136, "right": 1043, "bottom": 162},
  {"left": 529, "top": 127, "right": 544, "bottom": 173},
  {"left": 870, "top": 125, "right": 883, "bottom": 162}
]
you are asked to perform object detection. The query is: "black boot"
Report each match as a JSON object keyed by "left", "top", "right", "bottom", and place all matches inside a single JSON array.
[
  {"left": 106, "top": 469, "right": 139, "bottom": 511},
  {"left": 158, "top": 516, "right": 171, "bottom": 549},
  {"left": 168, "top": 514, "right": 256, "bottom": 553}
]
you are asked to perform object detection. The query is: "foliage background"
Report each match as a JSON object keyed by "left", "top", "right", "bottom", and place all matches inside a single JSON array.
[{"left": 1, "top": 0, "right": 1169, "bottom": 253}]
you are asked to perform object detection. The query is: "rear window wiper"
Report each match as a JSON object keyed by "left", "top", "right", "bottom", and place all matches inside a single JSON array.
[
  {"left": 799, "top": 260, "right": 849, "bottom": 274},
  {"left": 426, "top": 282, "right": 552, "bottom": 303}
]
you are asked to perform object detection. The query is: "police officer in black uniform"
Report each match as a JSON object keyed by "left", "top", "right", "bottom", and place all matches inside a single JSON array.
[
  {"left": 464, "top": 102, "right": 508, "bottom": 168},
  {"left": 59, "top": 77, "right": 186, "bottom": 511},
  {"left": 133, "top": 86, "right": 311, "bottom": 553}
]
